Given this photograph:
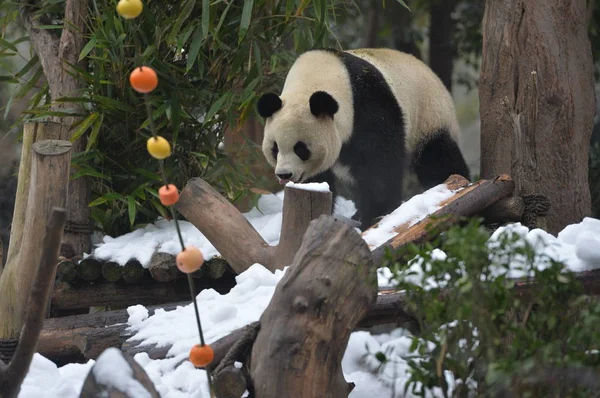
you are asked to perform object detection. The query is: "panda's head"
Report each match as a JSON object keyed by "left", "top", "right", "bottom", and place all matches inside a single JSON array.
[{"left": 257, "top": 90, "right": 340, "bottom": 184}]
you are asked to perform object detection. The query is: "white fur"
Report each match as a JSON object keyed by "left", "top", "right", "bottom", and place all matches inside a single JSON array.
[{"left": 261, "top": 48, "right": 460, "bottom": 182}]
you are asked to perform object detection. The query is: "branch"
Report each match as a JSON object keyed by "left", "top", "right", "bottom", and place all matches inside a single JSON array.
[{"left": 0, "top": 208, "right": 67, "bottom": 398}]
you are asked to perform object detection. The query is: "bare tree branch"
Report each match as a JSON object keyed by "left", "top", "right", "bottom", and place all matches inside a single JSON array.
[{"left": 0, "top": 208, "right": 66, "bottom": 398}]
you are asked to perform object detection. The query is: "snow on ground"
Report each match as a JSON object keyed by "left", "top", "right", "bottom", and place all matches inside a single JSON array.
[{"left": 18, "top": 182, "right": 600, "bottom": 398}]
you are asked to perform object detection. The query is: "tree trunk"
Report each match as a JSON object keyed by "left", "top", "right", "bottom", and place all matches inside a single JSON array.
[
  {"left": 250, "top": 216, "right": 377, "bottom": 397},
  {"left": 21, "top": 0, "right": 92, "bottom": 257},
  {"left": 429, "top": 0, "right": 457, "bottom": 91},
  {"left": 479, "top": 0, "right": 596, "bottom": 234},
  {"left": 0, "top": 140, "right": 72, "bottom": 338}
]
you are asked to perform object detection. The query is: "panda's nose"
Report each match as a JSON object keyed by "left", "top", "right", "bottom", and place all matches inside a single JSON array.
[{"left": 276, "top": 173, "right": 293, "bottom": 180}]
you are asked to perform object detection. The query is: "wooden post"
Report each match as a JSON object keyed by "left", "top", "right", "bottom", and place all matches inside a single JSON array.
[
  {"left": 250, "top": 216, "right": 377, "bottom": 397},
  {"left": 2, "top": 122, "right": 62, "bottom": 277},
  {"left": 274, "top": 185, "right": 332, "bottom": 268},
  {"left": 0, "top": 140, "right": 72, "bottom": 338}
]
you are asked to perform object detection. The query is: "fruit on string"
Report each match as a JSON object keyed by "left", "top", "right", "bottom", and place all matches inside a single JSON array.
[
  {"left": 189, "top": 344, "right": 214, "bottom": 368},
  {"left": 116, "top": 0, "right": 143, "bottom": 19},
  {"left": 146, "top": 136, "right": 171, "bottom": 159},
  {"left": 130, "top": 66, "right": 158, "bottom": 93},
  {"left": 159, "top": 184, "right": 180, "bottom": 206},
  {"left": 176, "top": 246, "right": 204, "bottom": 274}
]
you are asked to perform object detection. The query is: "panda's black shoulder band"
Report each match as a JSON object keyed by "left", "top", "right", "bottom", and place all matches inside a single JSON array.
[
  {"left": 309, "top": 91, "right": 338, "bottom": 119},
  {"left": 257, "top": 93, "right": 282, "bottom": 118}
]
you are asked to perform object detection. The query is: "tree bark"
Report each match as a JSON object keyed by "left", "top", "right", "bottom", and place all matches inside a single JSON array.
[
  {"left": 0, "top": 140, "right": 72, "bottom": 338},
  {"left": 479, "top": 0, "right": 596, "bottom": 234},
  {"left": 21, "top": 0, "right": 92, "bottom": 257},
  {"left": 429, "top": 0, "right": 457, "bottom": 91},
  {"left": 250, "top": 216, "right": 377, "bottom": 397}
]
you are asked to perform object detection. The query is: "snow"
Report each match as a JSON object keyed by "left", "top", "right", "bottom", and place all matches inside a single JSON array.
[
  {"left": 362, "top": 183, "right": 459, "bottom": 249},
  {"left": 285, "top": 181, "right": 331, "bottom": 192},
  {"left": 18, "top": 185, "right": 600, "bottom": 398},
  {"left": 92, "top": 348, "right": 153, "bottom": 397}
]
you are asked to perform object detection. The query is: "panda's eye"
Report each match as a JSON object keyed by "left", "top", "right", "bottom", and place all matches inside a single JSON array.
[
  {"left": 294, "top": 141, "right": 311, "bottom": 161},
  {"left": 271, "top": 142, "right": 279, "bottom": 159}
]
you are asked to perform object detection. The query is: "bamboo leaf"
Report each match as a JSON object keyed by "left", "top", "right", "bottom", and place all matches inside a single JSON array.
[
  {"left": 201, "top": 0, "right": 210, "bottom": 39},
  {"left": 0, "top": 37, "right": 18, "bottom": 52},
  {"left": 85, "top": 112, "right": 104, "bottom": 152},
  {"left": 70, "top": 112, "right": 99, "bottom": 142},
  {"left": 168, "top": 0, "right": 197, "bottom": 45},
  {"left": 239, "top": 0, "right": 254, "bottom": 44},
  {"left": 127, "top": 196, "right": 136, "bottom": 226},
  {"left": 88, "top": 192, "right": 123, "bottom": 207},
  {"left": 186, "top": 24, "right": 203, "bottom": 72},
  {"left": 79, "top": 37, "right": 98, "bottom": 61},
  {"left": 204, "top": 92, "right": 230, "bottom": 122}
]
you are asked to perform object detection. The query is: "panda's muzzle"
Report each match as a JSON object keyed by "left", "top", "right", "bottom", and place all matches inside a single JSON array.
[{"left": 276, "top": 172, "right": 292, "bottom": 185}]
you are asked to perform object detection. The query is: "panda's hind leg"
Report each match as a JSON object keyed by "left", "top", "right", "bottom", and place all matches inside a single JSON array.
[{"left": 411, "top": 128, "right": 470, "bottom": 190}]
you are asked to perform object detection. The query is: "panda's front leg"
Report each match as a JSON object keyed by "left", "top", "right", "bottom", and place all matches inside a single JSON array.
[{"left": 353, "top": 178, "right": 404, "bottom": 231}]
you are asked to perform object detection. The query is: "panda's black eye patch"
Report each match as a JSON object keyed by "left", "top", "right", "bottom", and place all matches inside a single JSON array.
[
  {"left": 294, "top": 141, "right": 311, "bottom": 161},
  {"left": 271, "top": 142, "right": 279, "bottom": 159}
]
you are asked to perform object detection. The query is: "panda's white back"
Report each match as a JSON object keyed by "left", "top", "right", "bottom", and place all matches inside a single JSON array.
[{"left": 345, "top": 48, "right": 461, "bottom": 151}]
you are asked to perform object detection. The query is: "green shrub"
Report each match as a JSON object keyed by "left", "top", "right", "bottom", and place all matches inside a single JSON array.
[{"left": 380, "top": 218, "right": 600, "bottom": 397}]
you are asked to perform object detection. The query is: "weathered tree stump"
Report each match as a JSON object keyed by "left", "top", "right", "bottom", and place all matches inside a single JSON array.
[
  {"left": 250, "top": 215, "right": 377, "bottom": 397},
  {"left": 175, "top": 178, "right": 332, "bottom": 273}
]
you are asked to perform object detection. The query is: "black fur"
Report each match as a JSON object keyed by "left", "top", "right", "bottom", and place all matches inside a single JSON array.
[
  {"left": 309, "top": 91, "right": 339, "bottom": 119},
  {"left": 257, "top": 93, "right": 282, "bottom": 118},
  {"left": 411, "top": 128, "right": 471, "bottom": 189},
  {"left": 321, "top": 49, "right": 408, "bottom": 230}
]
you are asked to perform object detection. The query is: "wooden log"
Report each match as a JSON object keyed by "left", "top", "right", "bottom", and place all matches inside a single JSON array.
[
  {"left": 78, "top": 347, "right": 160, "bottom": 398},
  {"left": 101, "top": 261, "right": 122, "bottom": 283},
  {"left": 250, "top": 215, "right": 377, "bottom": 397},
  {"left": 175, "top": 178, "right": 274, "bottom": 274},
  {"left": 38, "top": 301, "right": 188, "bottom": 362},
  {"left": 362, "top": 174, "right": 471, "bottom": 250},
  {"left": 148, "top": 252, "right": 179, "bottom": 282},
  {"left": 0, "top": 139, "right": 72, "bottom": 338},
  {"left": 77, "top": 257, "right": 103, "bottom": 282},
  {"left": 206, "top": 257, "right": 229, "bottom": 279},
  {"left": 175, "top": 178, "right": 333, "bottom": 274},
  {"left": 0, "top": 208, "right": 66, "bottom": 397},
  {"left": 122, "top": 259, "right": 145, "bottom": 284},
  {"left": 56, "top": 258, "right": 78, "bottom": 283},
  {"left": 51, "top": 275, "right": 236, "bottom": 310},
  {"left": 371, "top": 174, "right": 516, "bottom": 267}
]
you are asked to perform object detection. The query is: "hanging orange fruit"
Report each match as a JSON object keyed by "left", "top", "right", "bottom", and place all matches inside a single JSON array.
[
  {"left": 189, "top": 344, "right": 214, "bottom": 367},
  {"left": 130, "top": 66, "right": 158, "bottom": 93},
  {"left": 117, "top": 0, "right": 143, "bottom": 19},
  {"left": 176, "top": 246, "right": 204, "bottom": 274},
  {"left": 147, "top": 136, "right": 171, "bottom": 159},
  {"left": 159, "top": 184, "right": 179, "bottom": 206}
]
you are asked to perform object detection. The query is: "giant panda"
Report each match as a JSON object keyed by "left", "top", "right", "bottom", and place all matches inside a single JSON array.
[{"left": 256, "top": 47, "right": 470, "bottom": 230}]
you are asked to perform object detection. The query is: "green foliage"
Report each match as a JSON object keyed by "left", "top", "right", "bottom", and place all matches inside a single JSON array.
[
  {"left": 381, "top": 218, "right": 600, "bottom": 397},
  {"left": 0, "top": 0, "right": 354, "bottom": 237}
]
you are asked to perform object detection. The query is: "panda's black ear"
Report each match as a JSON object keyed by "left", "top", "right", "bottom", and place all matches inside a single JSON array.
[
  {"left": 257, "top": 93, "right": 282, "bottom": 118},
  {"left": 309, "top": 91, "right": 338, "bottom": 119}
]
